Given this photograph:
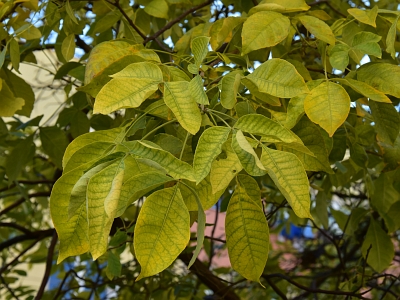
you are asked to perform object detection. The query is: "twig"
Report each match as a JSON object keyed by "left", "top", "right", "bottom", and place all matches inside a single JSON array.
[
  {"left": 111, "top": 0, "right": 146, "bottom": 40},
  {"left": 0, "top": 192, "right": 50, "bottom": 217},
  {"left": 0, "top": 229, "right": 54, "bottom": 251},
  {"left": 75, "top": 35, "right": 92, "bottom": 53},
  {"left": 0, "top": 275, "right": 20, "bottom": 299},
  {"left": 143, "top": 0, "right": 213, "bottom": 45},
  {"left": 264, "top": 276, "right": 288, "bottom": 300},
  {"left": 0, "top": 222, "right": 32, "bottom": 235},
  {"left": 35, "top": 231, "right": 58, "bottom": 300}
]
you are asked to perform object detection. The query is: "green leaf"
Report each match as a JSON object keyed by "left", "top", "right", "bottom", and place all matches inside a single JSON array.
[
  {"left": 369, "top": 101, "right": 400, "bottom": 145},
  {"left": 285, "top": 93, "right": 306, "bottom": 129},
  {"left": 357, "top": 63, "right": 400, "bottom": 98},
  {"left": 189, "top": 75, "right": 209, "bottom": 105},
  {"left": 61, "top": 34, "right": 76, "bottom": 61},
  {"left": 337, "top": 78, "right": 391, "bottom": 103},
  {"left": 329, "top": 44, "right": 350, "bottom": 71},
  {"left": 225, "top": 185, "right": 269, "bottom": 282},
  {"left": 249, "top": 0, "right": 310, "bottom": 14},
  {"left": 87, "top": 159, "right": 125, "bottom": 259},
  {"left": 232, "top": 130, "right": 266, "bottom": 176},
  {"left": 144, "top": 0, "right": 169, "bottom": 19},
  {"left": 94, "top": 62, "right": 163, "bottom": 114},
  {"left": 191, "top": 36, "right": 210, "bottom": 68},
  {"left": 193, "top": 126, "right": 231, "bottom": 183},
  {"left": 0, "top": 47, "right": 6, "bottom": 69},
  {"left": 348, "top": 6, "right": 378, "bottom": 27},
  {"left": 241, "top": 77, "right": 281, "bottom": 106},
  {"left": 51, "top": 164, "right": 90, "bottom": 263},
  {"left": 242, "top": 11, "right": 290, "bottom": 55},
  {"left": 0, "top": 80, "right": 25, "bottom": 117},
  {"left": 279, "top": 117, "right": 333, "bottom": 173},
  {"left": 386, "top": 16, "right": 399, "bottom": 59},
  {"left": 9, "top": 38, "right": 20, "bottom": 71},
  {"left": 371, "top": 172, "right": 399, "bottom": 213},
  {"left": 261, "top": 147, "right": 312, "bottom": 219},
  {"left": 134, "top": 186, "right": 190, "bottom": 280},
  {"left": 124, "top": 141, "right": 195, "bottom": 181},
  {"left": 180, "top": 175, "right": 223, "bottom": 211},
  {"left": 234, "top": 114, "right": 301, "bottom": 144},
  {"left": 210, "top": 140, "right": 243, "bottom": 194},
  {"left": 209, "top": 17, "right": 246, "bottom": 50},
  {"left": 304, "top": 81, "right": 350, "bottom": 137},
  {"left": 164, "top": 81, "right": 202, "bottom": 135},
  {"left": 362, "top": 218, "right": 394, "bottom": 273},
  {"left": 237, "top": 174, "right": 263, "bottom": 207},
  {"left": 66, "top": 0, "right": 79, "bottom": 24},
  {"left": 5, "top": 135, "right": 35, "bottom": 182},
  {"left": 246, "top": 59, "right": 308, "bottom": 98},
  {"left": 351, "top": 31, "right": 381, "bottom": 58},
  {"left": 298, "top": 15, "right": 335, "bottom": 45},
  {"left": 106, "top": 251, "right": 122, "bottom": 280},
  {"left": 221, "top": 73, "right": 241, "bottom": 109},
  {"left": 40, "top": 126, "right": 69, "bottom": 169}
]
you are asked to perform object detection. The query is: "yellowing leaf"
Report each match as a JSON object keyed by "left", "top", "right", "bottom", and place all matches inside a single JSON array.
[
  {"left": 329, "top": 44, "right": 350, "bottom": 71},
  {"left": 50, "top": 164, "right": 90, "bottom": 263},
  {"left": 209, "top": 17, "right": 246, "bottom": 50},
  {"left": 241, "top": 77, "right": 281, "bottom": 106},
  {"left": 352, "top": 31, "right": 381, "bottom": 58},
  {"left": 362, "top": 219, "right": 394, "bottom": 273},
  {"left": 226, "top": 186, "right": 269, "bottom": 282},
  {"left": 247, "top": 59, "right": 308, "bottom": 98},
  {"left": 124, "top": 140, "right": 195, "bottom": 181},
  {"left": 386, "top": 16, "right": 399, "bottom": 59},
  {"left": 304, "top": 81, "right": 350, "bottom": 137},
  {"left": 144, "top": 0, "right": 169, "bottom": 19},
  {"left": 237, "top": 174, "right": 263, "bottom": 207},
  {"left": 94, "top": 62, "right": 163, "bottom": 114},
  {"left": 191, "top": 36, "right": 210, "bottom": 67},
  {"left": 193, "top": 126, "right": 231, "bottom": 183},
  {"left": 242, "top": 11, "right": 290, "bottom": 55},
  {"left": 221, "top": 73, "right": 241, "bottom": 109},
  {"left": 261, "top": 147, "right": 312, "bottom": 219},
  {"left": 210, "top": 141, "right": 243, "bottom": 194},
  {"left": 285, "top": 93, "right": 306, "bottom": 129},
  {"left": 348, "top": 6, "right": 378, "bottom": 27},
  {"left": 249, "top": 0, "right": 310, "bottom": 14},
  {"left": 337, "top": 78, "right": 391, "bottom": 103},
  {"left": 134, "top": 186, "right": 190, "bottom": 280},
  {"left": 232, "top": 130, "right": 266, "bottom": 176},
  {"left": 164, "top": 81, "right": 202, "bottom": 135},
  {"left": 234, "top": 114, "right": 301, "bottom": 144},
  {"left": 87, "top": 159, "right": 125, "bottom": 259},
  {"left": 0, "top": 80, "right": 24, "bottom": 117},
  {"left": 61, "top": 34, "right": 76, "bottom": 61},
  {"left": 189, "top": 75, "right": 209, "bottom": 105},
  {"left": 357, "top": 63, "right": 400, "bottom": 98},
  {"left": 298, "top": 15, "right": 335, "bottom": 45}
]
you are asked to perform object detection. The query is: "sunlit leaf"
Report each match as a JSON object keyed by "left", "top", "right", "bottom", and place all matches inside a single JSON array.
[
  {"left": 189, "top": 75, "right": 209, "bottom": 105},
  {"left": 298, "top": 15, "right": 335, "bottom": 45},
  {"left": 348, "top": 6, "right": 378, "bottom": 27},
  {"left": 337, "top": 78, "right": 391, "bottom": 103},
  {"left": 221, "top": 73, "right": 241, "bottom": 109}
]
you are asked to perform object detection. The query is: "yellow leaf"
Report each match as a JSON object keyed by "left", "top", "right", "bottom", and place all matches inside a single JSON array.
[
  {"left": 242, "top": 11, "right": 290, "bottom": 55},
  {"left": 304, "top": 81, "right": 350, "bottom": 137},
  {"left": 0, "top": 80, "right": 24, "bottom": 117},
  {"left": 261, "top": 147, "right": 312, "bottom": 219},
  {"left": 249, "top": 0, "right": 310, "bottom": 14},
  {"left": 348, "top": 6, "right": 378, "bottom": 27},
  {"left": 298, "top": 15, "right": 336, "bottom": 45},
  {"left": 134, "top": 186, "right": 190, "bottom": 280},
  {"left": 337, "top": 78, "right": 391, "bottom": 103}
]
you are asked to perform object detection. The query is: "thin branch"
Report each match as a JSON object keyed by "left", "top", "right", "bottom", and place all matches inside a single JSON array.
[
  {"left": 0, "top": 192, "right": 50, "bottom": 217},
  {"left": 0, "top": 229, "right": 54, "bottom": 251},
  {"left": 143, "top": 0, "right": 213, "bottom": 44},
  {"left": 264, "top": 276, "right": 288, "bottom": 300},
  {"left": 75, "top": 35, "right": 92, "bottom": 53},
  {"left": 35, "top": 231, "right": 58, "bottom": 300},
  {"left": 0, "top": 275, "right": 20, "bottom": 300},
  {"left": 0, "top": 222, "right": 32, "bottom": 235},
  {"left": 111, "top": 0, "right": 146, "bottom": 40}
]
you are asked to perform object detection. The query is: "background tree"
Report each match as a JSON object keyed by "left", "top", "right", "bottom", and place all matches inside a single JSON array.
[{"left": 1, "top": 0, "right": 400, "bottom": 299}]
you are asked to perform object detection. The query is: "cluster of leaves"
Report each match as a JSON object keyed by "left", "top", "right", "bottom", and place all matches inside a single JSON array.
[{"left": 1, "top": 0, "right": 400, "bottom": 299}]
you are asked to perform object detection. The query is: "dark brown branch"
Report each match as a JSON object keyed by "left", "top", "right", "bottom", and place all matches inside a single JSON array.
[
  {"left": 264, "top": 276, "right": 288, "bottom": 300},
  {"left": 35, "top": 231, "right": 58, "bottom": 300},
  {"left": 0, "top": 275, "right": 20, "bottom": 299},
  {"left": 75, "top": 35, "right": 92, "bottom": 53},
  {"left": 0, "top": 222, "right": 32, "bottom": 235},
  {"left": 143, "top": 0, "right": 213, "bottom": 45},
  {"left": 0, "top": 229, "right": 54, "bottom": 251},
  {"left": 251, "top": 0, "right": 258, "bottom": 5},
  {"left": 111, "top": 0, "right": 146, "bottom": 40},
  {"left": 0, "top": 192, "right": 50, "bottom": 217},
  {"left": 179, "top": 253, "right": 240, "bottom": 300}
]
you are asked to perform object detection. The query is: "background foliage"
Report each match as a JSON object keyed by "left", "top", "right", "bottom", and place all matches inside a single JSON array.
[{"left": 1, "top": 0, "right": 400, "bottom": 299}]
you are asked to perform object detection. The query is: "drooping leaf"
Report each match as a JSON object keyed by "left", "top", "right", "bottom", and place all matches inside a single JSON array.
[
  {"left": 304, "top": 81, "right": 350, "bottom": 137},
  {"left": 191, "top": 36, "right": 210, "bottom": 68},
  {"left": 134, "top": 186, "right": 190, "bottom": 280},
  {"left": 5, "top": 135, "right": 35, "bottom": 182},
  {"left": 337, "top": 78, "right": 391, "bottom": 103},
  {"left": 261, "top": 147, "right": 312, "bottom": 219},
  {"left": 234, "top": 114, "right": 301, "bottom": 144},
  {"left": 247, "top": 59, "right": 308, "bottom": 98},
  {"left": 61, "top": 34, "right": 76, "bottom": 61},
  {"left": 9, "top": 38, "right": 20, "bottom": 71},
  {"left": 189, "top": 75, "right": 209, "bottom": 105},
  {"left": 193, "top": 126, "right": 231, "bottom": 183},
  {"left": 225, "top": 185, "right": 269, "bottom": 282},
  {"left": 386, "top": 16, "right": 399, "bottom": 59},
  {"left": 164, "top": 81, "right": 202, "bottom": 135},
  {"left": 369, "top": 100, "right": 400, "bottom": 145},
  {"left": 361, "top": 218, "right": 394, "bottom": 273},
  {"left": 94, "top": 62, "right": 163, "bottom": 114},
  {"left": 298, "top": 15, "right": 335, "bottom": 45},
  {"left": 221, "top": 73, "right": 241, "bottom": 109},
  {"left": 242, "top": 11, "right": 290, "bottom": 55}
]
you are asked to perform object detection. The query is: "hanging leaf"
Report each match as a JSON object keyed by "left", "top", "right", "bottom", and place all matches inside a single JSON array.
[
  {"left": 226, "top": 185, "right": 269, "bottom": 282},
  {"left": 193, "top": 126, "right": 231, "bottom": 183},
  {"left": 61, "top": 34, "right": 76, "bottom": 61},
  {"left": 189, "top": 75, "right": 209, "bottom": 105},
  {"left": 337, "top": 78, "right": 391, "bottom": 103},
  {"left": 386, "top": 16, "right": 400, "bottom": 59},
  {"left": 304, "top": 81, "right": 350, "bottom": 137},
  {"left": 261, "top": 147, "right": 312, "bottom": 219},
  {"left": 221, "top": 73, "right": 241, "bottom": 109},
  {"left": 246, "top": 59, "right": 308, "bottom": 98},
  {"left": 369, "top": 101, "right": 400, "bottom": 145},
  {"left": 329, "top": 44, "right": 350, "bottom": 72},
  {"left": 134, "top": 186, "right": 190, "bottom": 280},
  {"left": 164, "top": 81, "right": 202, "bottom": 135},
  {"left": 9, "top": 38, "right": 20, "bottom": 71},
  {"left": 191, "top": 36, "right": 210, "bottom": 68},
  {"left": 242, "top": 11, "right": 290, "bottom": 55}
]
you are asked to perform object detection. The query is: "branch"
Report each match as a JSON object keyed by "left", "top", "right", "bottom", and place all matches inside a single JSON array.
[
  {"left": 111, "top": 0, "right": 146, "bottom": 40},
  {"left": 143, "top": 0, "right": 213, "bottom": 45},
  {"left": 0, "top": 222, "right": 32, "bottom": 235},
  {"left": 0, "top": 228, "right": 54, "bottom": 251},
  {"left": 0, "top": 192, "right": 50, "bottom": 217},
  {"left": 179, "top": 252, "right": 240, "bottom": 300},
  {"left": 75, "top": 35, "right": 92, "bottom": 53},
  {"left": 35, "top": 231, "right": 58, "bottom": 300}
]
